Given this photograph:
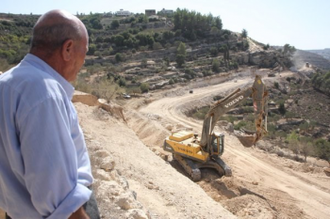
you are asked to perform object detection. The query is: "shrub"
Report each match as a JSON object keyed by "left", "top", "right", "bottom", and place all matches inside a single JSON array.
[
  {"left": 152, "top": 42, "right": 163, "bottom": 50},
  {"left": 234, "top": 120, "right": 247, "bottom": 130},
  {"left": 210, "top": 47, "right": 218, "bottom": 57},
  {"left": 314, "top": 139, "right": 330, "bottom": 161},
  {"left": 141, "top": 59, "right": 148, "bottom": 68},
  {"left": 140, "top": 83, "right": 149, "bottom": 93},
  {"left": 212, "top": 59, "right": 220, "bottom": 73},
  {"left": 191, "top": 106, "right": 209, "bottom": 120},
  {"left": 115, "top": 53, "right": 124, "bottom": 62},
  {"left": 263, "top": 44, "right": 270, "bottom": 50},
  {"left": 118, "top": 77, "right": 126, "bottom": 87}
]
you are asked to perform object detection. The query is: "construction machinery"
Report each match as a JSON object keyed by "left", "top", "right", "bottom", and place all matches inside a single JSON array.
[{"left": 163, "top": 75, "right": 268, "bottom": 181}]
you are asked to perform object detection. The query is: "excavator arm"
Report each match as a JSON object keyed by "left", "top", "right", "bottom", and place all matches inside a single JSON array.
[{"left": 200, "top": 75, "right": 268, "bottom": 149}]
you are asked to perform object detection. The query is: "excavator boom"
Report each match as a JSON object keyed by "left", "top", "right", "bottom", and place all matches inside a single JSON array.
[
  {"left": 164, "top": 75, "right": 268, "bottom": 181},
  {"left": 200, "top": 75, "right": 268, "bottom": 149}
]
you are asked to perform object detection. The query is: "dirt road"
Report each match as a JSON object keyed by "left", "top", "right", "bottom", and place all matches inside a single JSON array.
[{"left": 129, "top": 74, "right": 330, "bottom": 219}]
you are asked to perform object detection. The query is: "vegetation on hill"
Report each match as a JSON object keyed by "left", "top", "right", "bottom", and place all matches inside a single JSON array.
[
  {"left": 0, "top": 14, "right": 38, "bottom": 69},
  {"left": 0, "top": 10, "right": 295, "bottom": 98},
  {"left": 311, "top": 70, "right": 330, "bottom": 95}
]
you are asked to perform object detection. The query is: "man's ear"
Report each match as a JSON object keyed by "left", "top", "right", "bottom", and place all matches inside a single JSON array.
[{"left": 61, "top": 39, "right": 74, "bottom": 61}]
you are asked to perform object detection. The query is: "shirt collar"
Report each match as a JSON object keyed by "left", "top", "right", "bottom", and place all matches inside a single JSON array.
[{"left": 22, "top": 53, "right": 75, "bottom": 99}]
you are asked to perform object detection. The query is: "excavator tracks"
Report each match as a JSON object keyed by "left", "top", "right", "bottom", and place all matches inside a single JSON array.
[
  {"left": 173, "top": 154, "right": 201, "bottom": 181},
  {"left": 173, "top": 153, "right": 232, "bottom": 181}
]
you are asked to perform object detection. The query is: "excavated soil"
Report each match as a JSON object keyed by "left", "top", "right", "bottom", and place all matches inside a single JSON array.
[{"left": 121, "top": 72, "right": 330, "bottom": 219}]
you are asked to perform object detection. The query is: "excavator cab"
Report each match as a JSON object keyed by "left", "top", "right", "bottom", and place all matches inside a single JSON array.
[{"left": 209, "top": 133, "right": 224, "bottom": 157}]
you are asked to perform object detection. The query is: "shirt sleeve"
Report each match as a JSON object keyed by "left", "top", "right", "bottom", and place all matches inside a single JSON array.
[{"left": 18, "top": 96, "right": 91, "bottom": 218}]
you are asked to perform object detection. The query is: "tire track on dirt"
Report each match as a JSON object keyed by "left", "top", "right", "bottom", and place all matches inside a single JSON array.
[{"left": 139, "top": 75, "right": 330, "bottom": 219}]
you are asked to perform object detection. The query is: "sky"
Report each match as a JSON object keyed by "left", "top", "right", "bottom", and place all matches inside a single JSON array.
[{"left": 1, "top": 0, "right": 329, "bottom": 50}]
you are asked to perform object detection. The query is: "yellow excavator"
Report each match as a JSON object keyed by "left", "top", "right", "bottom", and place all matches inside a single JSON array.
[{"left": 163, "top": 75, "right": 268, "bottom": 181}]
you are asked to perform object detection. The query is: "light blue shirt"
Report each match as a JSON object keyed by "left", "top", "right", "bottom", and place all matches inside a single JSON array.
[{"left": 0, "top": 54, "right": 93, "bottom": 218}]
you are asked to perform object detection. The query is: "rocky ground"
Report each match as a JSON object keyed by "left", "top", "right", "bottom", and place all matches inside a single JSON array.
[
  {"left": 77, "top": 71, "right": 330, "bottom": 219},
  {"left": 1, "top": 70, "right": 330, "bottom": 219}
]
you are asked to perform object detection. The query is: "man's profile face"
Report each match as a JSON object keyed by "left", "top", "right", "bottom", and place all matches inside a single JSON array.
[{"left": 68, "top": 31, "right": 88, "bottom": 82}]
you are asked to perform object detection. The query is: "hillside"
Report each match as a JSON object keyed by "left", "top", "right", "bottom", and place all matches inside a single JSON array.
[
  {"left": 308, "top": 48, "right": 330, "bottom": 61},
  {"left": 1, "top": 10, "right": 330, "bottom": 219},
  {"left": 75, "top": 71, "right": 330, "bottom": 219},
  {"left": 293, "top": 49, "right": 330, "bottom": 71}
]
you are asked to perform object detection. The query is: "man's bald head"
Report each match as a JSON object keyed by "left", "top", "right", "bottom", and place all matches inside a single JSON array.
[
  {"left": 29, "top": 10, "right": 89, "bottom": 82},
  {"left": 30, "top": 10, "right": 87, "bottom": 57}
]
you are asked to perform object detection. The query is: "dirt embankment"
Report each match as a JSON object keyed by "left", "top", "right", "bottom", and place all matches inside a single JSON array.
[
  {"left": 77, "top": 102, "right": 236, "bottom": 219},
  {"left": 121, "top": 72, "right": 330, "bottom": 219},
  {"left": 75, "top": 71, "right": 330, "bottom": 219},
  {"left": 2, "top": 71, "right": 329, "bottom": 219}
]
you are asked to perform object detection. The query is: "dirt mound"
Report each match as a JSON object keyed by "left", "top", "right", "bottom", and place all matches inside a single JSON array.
[
  {"left": 76, "top": 103, "right": 236, "bottom": 219},
  {"left": 223, "top": 194, "right": 275, "bottom": 219}
]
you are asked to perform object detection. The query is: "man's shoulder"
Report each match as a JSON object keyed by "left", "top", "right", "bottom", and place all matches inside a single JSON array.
[{"left": 3, "top": 64, "right": 67, "bottom": 106}]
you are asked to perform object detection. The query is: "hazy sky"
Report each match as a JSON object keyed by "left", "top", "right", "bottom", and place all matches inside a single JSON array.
[{"left": 1, "top": 0, "right": 329, "bottom": 50}]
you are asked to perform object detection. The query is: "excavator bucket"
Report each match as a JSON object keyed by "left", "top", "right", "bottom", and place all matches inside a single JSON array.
[{"left": 235, "top": 134, "right": 256, "bottom": 147}]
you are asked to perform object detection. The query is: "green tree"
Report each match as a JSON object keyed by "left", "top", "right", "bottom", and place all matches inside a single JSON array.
[
  {"left": 173, "top": 8, "right": 222, "bottom": 39},
  {"left": 241, "top": 29, "right": 248, "bottom": 38},
  {"left": 287, "top": 131, "right": 299, "bottom": 157},
  {"left": 162, "top": 31, "right": 175, "bottom": 40},
  {"left": 282, "top": 44, "right": 296, "bottom": 56},
  {"left": 314, "top": 139, "right": 330, "bottom": 161},
  {"left": 176, "top": 42, "right": 186, "bottom": 68},
  {"left": 136, "top": 33, "right": 154, "bottom": 47},
  {"left": 263, "top": 44, "right": 270, "bottom": 50},
  {"left": 112, "top": 35, "right": 125, "bottom": 47},
  {"left": 87, "top": 44, "right": 96, "bottom": 55},
  {"left": 90, "top": 16, "right": 103, "bottom": 29},
  {"left": 222, "top": 45, "right": 230, "bottom": 66},
  {"left": 300, "top": 138, "right": 314, "bottom": 162},
  {"left": 177, "top": 41, "right": 186, "bottom": 56},
  {"left": 311, "top": 71, "right": 330, "bottom": 95},
  {"left": 111, "top": 20, "right": 120, "bottom": 29},
  {"left": 278, "top": 103, "right": 286, "bottom": 115},
  {"left": 176, "top": 55, "right": 185, "bottom": 68},
  {"left": 214, "top": 16, "right": 222, "bottom": 29}
]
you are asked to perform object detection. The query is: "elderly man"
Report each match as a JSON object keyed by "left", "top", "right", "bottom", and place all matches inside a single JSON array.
[{"left": 0, "top": 10, "right": 99, "bottom": 219}]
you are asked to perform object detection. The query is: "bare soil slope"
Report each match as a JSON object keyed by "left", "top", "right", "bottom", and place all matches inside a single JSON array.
[
  {"left": 121, "top": 73, "right": 330, "bottom": 219},
  {"left": 76, "top": 103, "right": 236, "bottom": 218}
]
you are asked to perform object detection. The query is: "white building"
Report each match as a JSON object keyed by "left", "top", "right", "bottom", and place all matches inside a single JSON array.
[{"left": 116, "top": 9, "right": 131, "bottom": 16}]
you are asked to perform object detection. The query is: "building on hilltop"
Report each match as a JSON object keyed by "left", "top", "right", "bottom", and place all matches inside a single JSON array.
[
  {"left": 116, "top": 9, "right": 131, "bottom": 17},
  {"left": 145, "top": 9, "right": 156, "bottom": 16},
  {"left": 158, "top": 8, "right": 174, "bottom": 15}
]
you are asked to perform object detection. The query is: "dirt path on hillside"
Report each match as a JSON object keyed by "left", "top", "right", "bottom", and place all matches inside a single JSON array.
[{"left": 124, "top": 74, "right": 330, "bottom": 219}]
